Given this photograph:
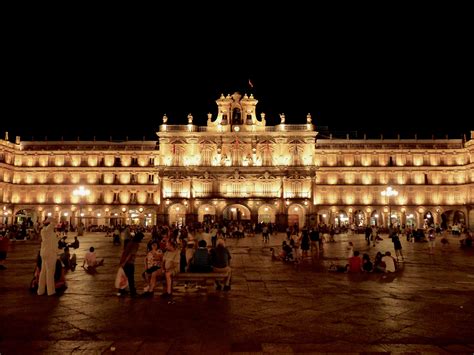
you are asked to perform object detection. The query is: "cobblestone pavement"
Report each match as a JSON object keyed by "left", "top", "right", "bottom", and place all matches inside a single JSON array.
[{"left": 1, "top": 231, "right": 474, "bottom": 354}]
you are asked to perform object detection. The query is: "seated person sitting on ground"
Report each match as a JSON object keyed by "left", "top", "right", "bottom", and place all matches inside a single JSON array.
[
  {"left": 362, "top": 253, "right": 373, "bottom": 272},
  {"left": 381, "top": 251, "right": 397, "bottom": 273},
  {"left": 281, "top": 241, "right": 294, "bottom": 261},
  {"left": 460, "top": 232, "right": 472, "bottom": 248},
  {"left": 82, "top": 246, "right": 104, "bottom": 272},
  {"left": 189, "top": 240, "right": 212, "bottom": 272},
  {"left": 373, "top": 252, "right": 386, "bottom": 273},
  {"left": 347, "top": 250, "right": 362, "bottom": 272},
  {"left": 68, "top": 236, "right": 80, "bottom": 249},
  {"left": 58, "top": 236, "right": 68, "bottom": 249},
  {"left": 60, "top": 246, "right": 77, "bottom": 271}
]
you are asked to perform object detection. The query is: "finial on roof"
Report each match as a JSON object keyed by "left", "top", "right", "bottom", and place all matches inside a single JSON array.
[
  {"left": 280, "top": 113, "right": 285, "bottom": 124},
  {"left": 306, "top": 113, "right": 312, "bottom": 123},
  {"left": 162, "top": 114, "right": 168, "bottom": 124},
  {"left": 4, "top": 132, "right": 8, "bottom": 141},
  {"left": 187, "top": 113, "right": 193, "bottom": 124}
]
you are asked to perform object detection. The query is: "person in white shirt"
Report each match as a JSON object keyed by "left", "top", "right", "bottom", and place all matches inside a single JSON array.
[
  {"left": 381, "top": 251, "right": 396, "bottom": 273},
  {"left": 37, "top": 217, "right": 59, "bottom": 296},
  {"left": 82, "top": 246, "right": 104, "bottom": 272}
]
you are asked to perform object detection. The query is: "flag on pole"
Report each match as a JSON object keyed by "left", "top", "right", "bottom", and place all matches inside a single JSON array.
[{"left": 248, "top": 79, "right": 254, "bottom": 88}]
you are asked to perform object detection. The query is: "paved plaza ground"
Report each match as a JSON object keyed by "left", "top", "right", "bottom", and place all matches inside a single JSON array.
[{"left": 1, "top": 231, "right": 474, "bottom": 354}]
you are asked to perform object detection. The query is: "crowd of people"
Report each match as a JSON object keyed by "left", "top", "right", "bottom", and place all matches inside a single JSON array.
[{"left": 0, "top": 215, "right": 473, "bottom": 299}]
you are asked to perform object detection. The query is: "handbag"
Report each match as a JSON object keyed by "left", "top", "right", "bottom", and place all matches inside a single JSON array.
[{"left": 114, "top": 266, "right": 129, "bottom": 289}]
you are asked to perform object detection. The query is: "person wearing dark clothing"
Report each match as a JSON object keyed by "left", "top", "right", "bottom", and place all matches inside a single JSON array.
[
  {"left": 391, "top": 232, "right": 404, "bottom": 261},
  {"left": 189, "top": 240, "right": 212, "bottom": 272},
  {"left": 119, "top": 233, "right": 143, "bottom": 296}
]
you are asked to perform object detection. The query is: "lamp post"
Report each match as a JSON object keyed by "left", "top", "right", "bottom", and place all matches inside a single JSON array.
[
  {"left": 381, "top": 186, "right": 398, "bottom": 229},
  {"left": 73, "top": 185, "right": 90, "bottom": 236}
]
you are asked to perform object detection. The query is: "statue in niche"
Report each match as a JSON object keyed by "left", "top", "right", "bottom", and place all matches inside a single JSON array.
[
  {"left": 246, "top": 114, "right": 252, "bottom": 125},
  {"left": 222, "top": 114, "right": 228, "bottom": 125},
  {"left": 204, "top": 171, "right": 210, "bottom": 179},
  {"left": 232, "top": 108, "right": 242, "bottom": 125}
]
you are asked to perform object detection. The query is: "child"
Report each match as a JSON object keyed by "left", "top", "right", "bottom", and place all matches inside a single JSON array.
[{"left": 347, "top": 241, "right": 354, "bottom": 258}]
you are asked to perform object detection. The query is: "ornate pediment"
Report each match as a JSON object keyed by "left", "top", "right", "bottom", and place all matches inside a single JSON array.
[{"left": 228, "top": 170, "right": 246, "bottom": 180}]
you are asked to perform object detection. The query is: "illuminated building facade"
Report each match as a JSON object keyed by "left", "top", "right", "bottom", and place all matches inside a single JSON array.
[{"left": 1, "top": 92, "right": 473, "bottom": 229}]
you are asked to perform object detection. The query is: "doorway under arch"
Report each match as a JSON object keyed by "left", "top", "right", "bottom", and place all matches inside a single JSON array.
[
  {"left": 168, "top": 203, "right": 186, "bottom": 228},
  {"left": 353, "top": 210, "right": 366, "bottom": 227},
  {"left": 370, "top": 210, "right": 380, "bottom": 226},
  {"left": 258, "top": 204, "right": 276, "bottom": 223},
  {"left": 288, "top": 203, "right": 305, "bottom": 228},
  {"left": 198, "top": 204, "right": 216, "bottom": 223},
  {"left": 335, "top": 210, "right": 349, "bottom": 227},
  {"left": 15, "top": 208, "right": 37, "bottom": 225},
  {"left": 222, "top": 204, "right": 251, "bottom": 221}
]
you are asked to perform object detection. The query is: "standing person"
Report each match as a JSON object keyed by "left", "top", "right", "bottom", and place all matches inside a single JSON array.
[
  {"left": 37, "top": 217, "right": 59, "bottom": 296},
  {"left": 309, "top": 228, "right": 320, "bottom": 261},
  {"left": 428, "top": 228, "right": 436, "bottom": 254},
  {"left": 390, "top": 231, "right": 404, "bottom": 261},
  {"left": 119, "top": 233, "right": 143, "bottom": 296}
]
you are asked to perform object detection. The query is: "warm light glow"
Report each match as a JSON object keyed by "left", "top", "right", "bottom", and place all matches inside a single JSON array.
[
  {"left": 97, "top": 213, "right": 101, "bottom": 217},
  {"left": 322, "top": 214, "right": 327, "bottom": 218},
  {"left": 73, "top": 186, "right": 91, "bottom": 197},
  {"left": 374, "top": 214, "right": 379, "bottom": 218},
  {"left": 47, "top": 212, "right": 52, "bottom": 217},
  {"left": 381, "top": 186, "right": 399, "bottom": 197},
  {"left": 294, "top": 207, "right": 299, "bottom": 211},
  {"left": 63, "top": 212, "right": 68, "bottom": 216},
  {"left": 80, "top": 213, "right": 85, "bottom": 217},
  {"left": 122, "top": 207, "right": 127, "bottom": 212},
  {"left": 264, "top": 207, "right": 269, "bottom": 211}
]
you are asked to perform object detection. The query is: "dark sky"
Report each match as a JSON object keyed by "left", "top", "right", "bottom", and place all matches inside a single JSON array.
[{"left": 3, "top": 11, "right": 472, "bottom": 141}]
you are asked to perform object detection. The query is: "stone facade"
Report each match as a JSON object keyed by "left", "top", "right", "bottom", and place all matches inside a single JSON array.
[{"left": 1, "top": 93, "right": 473, "bottom": 229}]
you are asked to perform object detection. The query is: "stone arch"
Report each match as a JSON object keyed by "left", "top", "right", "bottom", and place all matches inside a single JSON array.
[
  {"left": 441, "top": 209, "right": 466, "bottom": 230},
  {"left": 317, "top": 209, "right": 330, "bottom": 225},
  {"left": 168, "top": 203, "right": 187, "bottom": 228},
  {"left": 222, "top": 204, "right": 251, "bottom": 221},
  {"left": 14, "top": 208, "right": 37, "bottom": 225},
  {"left": 335, "top": 209, "right": 349, "bottom": 227},
  {"left": 288, "top": 203, "right": 305, "bottom": 228},
  {"left": 257, "top": 204, "right": 276, "bottom": 223},
  {"left": 370, "top": 210, "right": 381, "bottom": 226},
  {"left": 353, "top": 209, "right": 366, "bottom": 227},
  {"left": 198, "top": 204, "right": 217, "bottom": 223}
]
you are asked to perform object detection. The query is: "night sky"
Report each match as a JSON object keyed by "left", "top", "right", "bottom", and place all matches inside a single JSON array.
[{"left": 3, "top": 13, "right": 471, "bottom": 141}]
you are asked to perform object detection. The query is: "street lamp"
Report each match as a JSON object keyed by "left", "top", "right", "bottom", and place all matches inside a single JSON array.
[
  {"left": 73, "top": 185, "right": 90, "bottom": 236},
  {"left": 381, "top": 186, "right": 398, "bottom": 228}
]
